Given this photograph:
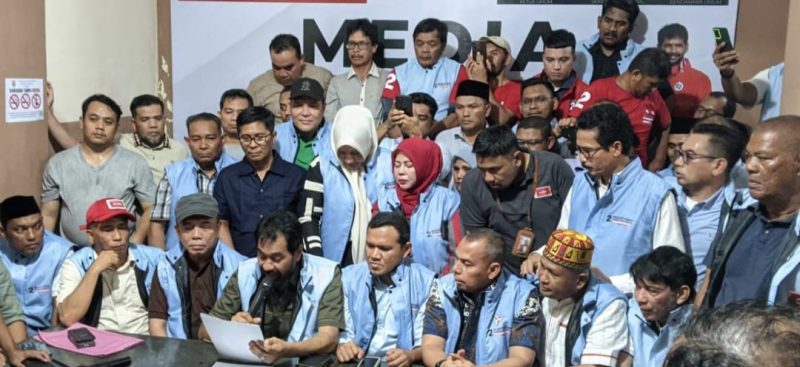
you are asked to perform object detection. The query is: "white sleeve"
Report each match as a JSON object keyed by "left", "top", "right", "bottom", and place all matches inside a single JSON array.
[
  {"left": 608, "top": 274, "right": 636, "bottom": 296},
  {"left": 653, "top": 192, "right": 686, "bottom": 253},
  {"left": 744, "top": 66, "right": 771, "bottom": 107},
  {"left": 54, "top": 260, "right": 83, "bottom": 305},
  {"left": 557, "top": 187, "right": 573, "bottom": 230},
  {"left": 339, "top": 292, "right": 355, "bottom": 344},
  {"left": 413, "top": 293, "right": 430, "bottom": 348},
  {"left": 580, "top": 299, "right": 630, "bottom": 366}
]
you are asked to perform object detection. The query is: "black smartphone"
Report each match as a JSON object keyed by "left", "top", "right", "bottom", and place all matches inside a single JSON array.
[
  {"left": 358, "top": 356, "right": 381, "bottom": 367},
  {"left": 297, "top": 354, "right": 335, "bottom": 367},
  {"left": 472, "top": 39, "right": 487, "bottom": 61},
  {"left": 67, "top": 327, "right": 96, "bottom": 348},
  {"left": 394, "top": 95, "right": 414, "bottom": 117},
  {"left": 713, "top": 27, "right": 733, "bottom": 52}
]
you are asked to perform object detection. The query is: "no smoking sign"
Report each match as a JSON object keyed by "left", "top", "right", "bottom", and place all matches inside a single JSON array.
[{"left": 5, "top": 78, "right": 44, "bottom": 123}]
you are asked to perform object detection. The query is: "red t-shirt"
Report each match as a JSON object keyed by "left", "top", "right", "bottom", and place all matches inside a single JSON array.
[
  {"left": 667, "top": 58, "right": 712, "bottom": 119},
  {"left": 568, "top": 77, "right": 671, "bottom": 167},
  {"left": 532, "top": 71, "right": 587, "bottom": 119},
  {"left": 493, "top": 80, "right": 522, "bottom": 119}
]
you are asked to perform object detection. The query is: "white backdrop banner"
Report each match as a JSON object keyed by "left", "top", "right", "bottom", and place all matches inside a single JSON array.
[{"left": 171, "top": 0, "right": 739, "bottom": 138}]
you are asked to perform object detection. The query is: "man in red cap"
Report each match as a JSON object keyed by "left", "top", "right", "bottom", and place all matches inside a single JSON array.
[{"left": 55, "top": 198, "right": 164, "bottom": 334}]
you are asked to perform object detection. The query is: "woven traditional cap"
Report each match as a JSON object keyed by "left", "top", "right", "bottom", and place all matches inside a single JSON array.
[{"left": 543, "top": 229, "right": 594, "bottom": 270}]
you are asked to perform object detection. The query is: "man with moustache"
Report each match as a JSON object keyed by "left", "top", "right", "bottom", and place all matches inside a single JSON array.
[
  {"left": 0, "top": 196, "right": 73, "bottom": 336},
  {"left": 42, "top": 94, "right": 156, "bottom": 247},
  {"left": 148, "top": 194, "right": 246, "bottom": 339},
  {"left": 247, "top": 34, "right": 332, "bottom": 123},
  {"left": 214, "top": 107, "right": 305, "bottom": 257},
  {"left": 201, "top": 212, "right": 343, "bottom": 364},
  {"left": 325, "top": 19, "right": 389, "bottom": 124},
  {"left": 149, "top": 113, "right": 238, "bottom": 251},
  {"left": 55, "top": 198, "right": 164, "bottom": 334},
  {"left": 119, "top": 94, "right": 188, "bottom": 186},
  {"left": 658, "top": 23, "right": 711, "bottom": 120},
  {"left": 337, "top": 213, "right": 435, "bottom": 366},
  {"left": 575, "top": 0, "right": 644, "bottom": 84},
  {"left": 465, "top": 35, "right": 521, "bottom": 126}
]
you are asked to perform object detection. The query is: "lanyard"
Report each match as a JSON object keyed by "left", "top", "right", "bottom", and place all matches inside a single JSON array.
[{"left": 493, "top": 153, "right": 540, "bottom": 229}]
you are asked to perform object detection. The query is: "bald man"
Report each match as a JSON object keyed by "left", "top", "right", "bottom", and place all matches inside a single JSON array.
[{"left": 699, "top": 116, "right": 800, "bottom": 308}]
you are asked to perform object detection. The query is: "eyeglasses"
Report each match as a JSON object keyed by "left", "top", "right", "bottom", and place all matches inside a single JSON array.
[
  {"left": 671, "top": 149, "right": 720, "bottom": 164},
  {"left": 346, "top": 41, "right": 372, "bottom": 50},
  {"left": 694, "top": 106, "right": 722, "bottom": 119},
  {"left": 576, "top": 146, "right": 606, "bottom": 159},
  {"left": 239, "top": 133, "right": 272, "bottom": 145}
]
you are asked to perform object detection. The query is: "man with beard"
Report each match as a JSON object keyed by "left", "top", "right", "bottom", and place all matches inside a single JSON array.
[
  {"left": 658, "top": 24, "right": 711, "bottom": 120},
  {"left": 149, "top": 113, "right": 238, "bottom": 251},
  {"left": 0, "top": 196, "right": 73, "bottom": 336},
  {"left": 201, "top": 211, "right": 343, "bottom": 364},
  {"left": 42, "top": 94, "right": 156, "bottom": 246},
  {"left": 325, "top": 19, "right": 388, "bottom": 124},
  {"left": 55, "top": 198, "right": 165, "bottom": 334},
  {"left": 465, "top": 36, "right": 521, "bottom": 126},
  {"left": 119, "top": 95, "right": 188, "bottom": 186},
  {"left": 575, "top": 0, "right": 644, "bottom": 84}
]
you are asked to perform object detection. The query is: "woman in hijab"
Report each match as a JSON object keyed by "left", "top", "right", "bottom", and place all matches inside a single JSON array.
[
  {"left": 298, "top": 105, "right": 390, "bottom": 266},
  {"left": 373, "top": 138, "right": 461, "bottom": 275},
  {"left": 450, "top": 147, "right": 477, "bottom": 192}
]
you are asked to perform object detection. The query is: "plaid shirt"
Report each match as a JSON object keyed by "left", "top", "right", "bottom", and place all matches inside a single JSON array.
[{"left": 150, "top": 165, "right": 217, "bottom": 221}]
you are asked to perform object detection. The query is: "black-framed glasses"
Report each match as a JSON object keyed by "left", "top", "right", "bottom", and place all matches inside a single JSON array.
[
  {"left": 346, "top": 41, "right": 372, "bottom": 50},
  {"left": 671, "top": 149, "right": 720, "bottom": 164},
  {"left": 576, "top": 146, "right": 606, "bottom": 159},
  {"left": 240, "top": 133, "right": 272, "bottom": 145}
]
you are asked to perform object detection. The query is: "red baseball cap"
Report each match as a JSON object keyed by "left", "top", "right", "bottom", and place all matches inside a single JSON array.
[{"left": 80, "top": 198, "right": 136, "bottom": 230}]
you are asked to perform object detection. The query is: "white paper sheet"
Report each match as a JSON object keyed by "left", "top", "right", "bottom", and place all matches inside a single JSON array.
[{"left": 201, "top": 313, "right": 264, "bottom": 364}]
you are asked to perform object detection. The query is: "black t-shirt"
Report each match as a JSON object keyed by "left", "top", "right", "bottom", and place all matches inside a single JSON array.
[{"left": 590, "top": 41, "right": 623, "bottom": 83}]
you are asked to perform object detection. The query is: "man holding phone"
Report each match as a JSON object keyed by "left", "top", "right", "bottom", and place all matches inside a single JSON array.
[
  {"left": 337, "top": 213, "right": 435, "bottom": 367},
  {"left": 712, "top": 27, "right": 785, "bottom": 122},
  {"left": 465, "top": 36, "right": 521, "bottom": 126}
]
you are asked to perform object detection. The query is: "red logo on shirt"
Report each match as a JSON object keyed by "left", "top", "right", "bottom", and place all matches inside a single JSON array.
[{"left": 534, "top": 186, "right": 553, "bottom": 199}]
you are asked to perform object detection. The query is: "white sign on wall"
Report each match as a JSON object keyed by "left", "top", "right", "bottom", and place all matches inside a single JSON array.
[
  {"left": 171, "top": 0, "right": 739, "bottom": 138},
  {"left": 5, "top": 78, "right": 44, "bottom": 124}
]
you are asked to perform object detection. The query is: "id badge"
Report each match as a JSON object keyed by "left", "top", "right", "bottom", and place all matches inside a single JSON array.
[{"left": 512, "top": 228, "right": 535, "bottom": 258}]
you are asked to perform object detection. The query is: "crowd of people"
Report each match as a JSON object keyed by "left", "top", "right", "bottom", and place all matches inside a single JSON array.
[{"left": 0, "top": 0, "right": 798, "bottom": 366}]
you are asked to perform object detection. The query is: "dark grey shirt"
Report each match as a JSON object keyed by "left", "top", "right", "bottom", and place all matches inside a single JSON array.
[
  {"left": 460, "top": 151, "right": 574, "bottom": 273},
  {"left": 714, "top": 209, "right": 797, "bottom": 307}
]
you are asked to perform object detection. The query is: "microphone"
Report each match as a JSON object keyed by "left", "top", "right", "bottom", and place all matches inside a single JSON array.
[{"left": 248, "top": 276, "right": 273, "bottom": 317}]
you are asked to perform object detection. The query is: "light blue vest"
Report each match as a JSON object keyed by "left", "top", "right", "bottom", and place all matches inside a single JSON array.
[
  {"left": 566, "top": 276, "right": 627, "bottom": 365},
  {"left": 760, "top": 62, "right": 784, "bottom": 121},
  {"left": 375, "top": 184, "right": 460, "bottom": 275},
  {"left": 163, "top": 154, "right": 238, "bottom": 252},
  {"left": 768, "top": 215, "right": 800, "bottom": 305},
  {"left": 274, "top": 121, "right": 331, "bottom": 164},
  {"left": 627, "top": 300, "right": 692, "bottom": 367},
  {"left": 393, "top": 58, "right": 463, "bottom": 120},
  {"left": 569, "top": 158, "right": 675, "bottom": 276},
  {"left": 237, "top": 253, "right": 339, "bottom": 342},
  {"left": 318, "top": 148, "right": 390, "bottom": 263},
  {"left": 436, "top": 271, "right": 538, "bottom": 365},
  {"left": 157, "top": 242, "right": 246, "bottom": 339},
  {"left": 0, "top": 231, "right": 73, "bottom": 335},
  {"left": 576, "top": 33, "right": 644, "bottom": 84},
  {"left": 342, "top": 260, "right": 435, "bottom": 352},
  {"left": 69, "top": 244, "right": 164, "bottom": 293}
]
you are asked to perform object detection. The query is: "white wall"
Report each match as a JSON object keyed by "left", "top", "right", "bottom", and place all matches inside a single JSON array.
[{"left": 45, "top": 0, "right": 158, "bottom": 121}]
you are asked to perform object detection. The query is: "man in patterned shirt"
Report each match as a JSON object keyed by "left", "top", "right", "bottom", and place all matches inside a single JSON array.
[
  {"left": 421, "top": 228, "right": 543, "bottom": 367},
  {"left": 149, "top": 113, "right": 237, "bottom": 251}
]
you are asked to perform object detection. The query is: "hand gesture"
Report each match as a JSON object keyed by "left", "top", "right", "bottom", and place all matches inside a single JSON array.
[
  {"left": 8, "top": 350, "right": 51, "bottom": 367},
  {"left": 386, "top": 348, "right": 412, "bottom": 367},
  {"left": 336, "top": 342, "right": 365, "bottom": 363},
  {"left": 231, "top": 312, "right": 261, "bottom": 325},
  {"left": 466, "top": 54, "right": 489, "bottom": 83},
  {"left": 712, "top": 42, "right": 740, "bottom": 76},
  {"left": 91, "top": 250, "right": 120, "bottom": 273},
  {"left": 520, "top": 252, "right": 542, "bottom": 276}
]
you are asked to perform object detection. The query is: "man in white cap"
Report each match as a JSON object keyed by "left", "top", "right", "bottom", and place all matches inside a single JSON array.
[{"left": 465, "top": 36, "right": 521, "bottom": 127}]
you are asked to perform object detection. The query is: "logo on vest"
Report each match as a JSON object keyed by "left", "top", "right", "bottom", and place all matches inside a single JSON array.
[
  {"left": 606, "top": 215, "right": 633, "bottom": 227},
  {"left": 534, "top": 186, "right": 553, "bottom": 199},
  {"left": 674, "top": 82, "right": 684, "bottom": 92},
  {"left": 642, "top": 108, "right": 655, "bottom": 125}
]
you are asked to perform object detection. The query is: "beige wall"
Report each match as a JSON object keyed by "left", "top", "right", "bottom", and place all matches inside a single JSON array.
[
  {"left": 45, "top": 0, "right": 159, "bottom": 122},
  {"left": 781, "top": 0, "right": 800, "bottom": 115},
  {"left": 732, "top": 0, "right": 790, "bottom": 124}
]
